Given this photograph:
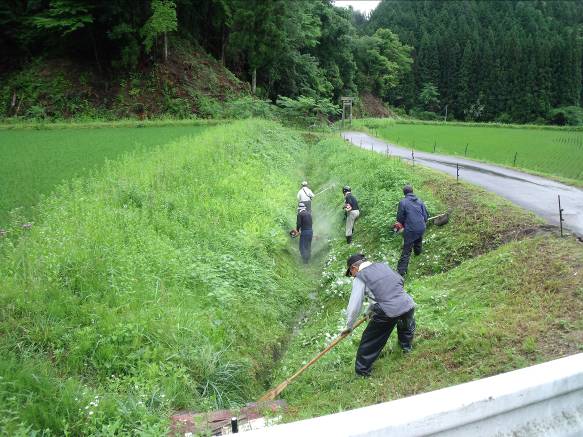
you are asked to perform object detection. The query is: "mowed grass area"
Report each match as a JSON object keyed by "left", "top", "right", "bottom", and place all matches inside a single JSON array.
[
  {"left": 353, "top": 119, "right": 583, "bottom": 182},
  {"left": 0, "top": 124, "right": 208, "bottom": 226},
  {"left": 270, "top": 135, "right": 582, "bottom": 422}
]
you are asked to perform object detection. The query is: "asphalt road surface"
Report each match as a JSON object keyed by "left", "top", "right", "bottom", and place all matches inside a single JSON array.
[{"left": 342, "top": 131, "right": 583, "bottom": 238}]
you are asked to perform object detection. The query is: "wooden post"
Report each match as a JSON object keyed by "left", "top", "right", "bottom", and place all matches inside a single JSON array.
[
  {"left": 341, "top": 97, "right": 354, "bottom": 129},
  {"left": 411, "top": 150, "right": 415, "bottom": 166},
  {"left": 513, "top": 152, "right": 517, "bottom": 167},
  {"left": 465, "top": 143, "right": 468, "bottom": 157},
  {"left": 164, "top": 32, "right": 168, "bottom": 62},
  {"left": 252, "top": 68, "right": 257, "bottom": 95},
  {"left": 558, "top": 195, "right": 564, "bottom": 237},
  {"left": 456, "top": 163, "right": 460, "bottom": 182},
  {"left": 433, "top": 140, "right": 436, "bottom": 153}
]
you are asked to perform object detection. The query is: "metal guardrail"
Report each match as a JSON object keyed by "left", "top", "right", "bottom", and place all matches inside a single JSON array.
[{"left": 242, "top": 353, "right": 583, "bottom": 436}]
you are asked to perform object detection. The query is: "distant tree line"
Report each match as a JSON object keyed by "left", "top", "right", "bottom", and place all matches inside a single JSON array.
[
  {"left": 2, "top": 0, "right": 582, "bottom": 124},
  {"left": 0, "top": 0, "right": 411, "bottom": 105},
  {"left": 367, "top": 0, "right": 583, "bottom": 123}
]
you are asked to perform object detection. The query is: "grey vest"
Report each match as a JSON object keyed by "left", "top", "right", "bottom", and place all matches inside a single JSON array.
[{"left": 356, "top": 263, "right": 415, "bottom": 317}]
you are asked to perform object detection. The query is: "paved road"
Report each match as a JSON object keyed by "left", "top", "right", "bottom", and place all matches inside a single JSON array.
[{"left": 342, "top": 131, "right": 583, "bottom": 238}]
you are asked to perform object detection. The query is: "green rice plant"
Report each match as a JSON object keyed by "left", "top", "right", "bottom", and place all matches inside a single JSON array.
[
  {"left": 0, "top": 124, "right": 208, "bottom": 226},
  {"left": 353, "top": 118, "right": 583, "bottom": 182}
]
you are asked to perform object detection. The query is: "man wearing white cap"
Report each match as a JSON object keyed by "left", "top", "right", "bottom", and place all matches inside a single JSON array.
[{"left": 297, "top": 181, "right": 315, "bottom": 212}]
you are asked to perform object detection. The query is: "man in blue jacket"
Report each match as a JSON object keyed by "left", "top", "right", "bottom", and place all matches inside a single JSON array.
[{"left": 395, "top": 185, "right": 429, "bottom": 277}]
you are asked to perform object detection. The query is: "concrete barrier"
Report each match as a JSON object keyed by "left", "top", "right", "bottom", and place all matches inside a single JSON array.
[{"left": 242, "top": 353, "right": 583, "bottom": 436}]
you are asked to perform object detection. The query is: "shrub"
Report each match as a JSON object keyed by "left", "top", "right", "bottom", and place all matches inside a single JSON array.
[
  {"left": 548, "top": 106, "right": 583, "bottom": 126},
  {"left": 276, "top": 95, "right": 340, "bottom": 127},
  {"left": 222, "top": 96, "right": 275, "bottom": 119},
  {"left": 410, "top": 109, "right": 441, "bottom": 121}
]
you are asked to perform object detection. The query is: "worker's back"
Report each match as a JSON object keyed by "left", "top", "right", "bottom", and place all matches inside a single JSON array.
[
  {"left": 397, "top": 194, "right": 427, "bottom": 234},
  {"left": 356, "top": 263, "right": 415, "bottom": 317}
]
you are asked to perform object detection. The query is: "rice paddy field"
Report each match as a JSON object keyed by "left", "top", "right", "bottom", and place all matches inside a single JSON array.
[
  {"left": 0, "top": 123, "right": 208, "bottom": 227},
  {"left": 354, "top": 120, "right": 583, "bottom": 183}
]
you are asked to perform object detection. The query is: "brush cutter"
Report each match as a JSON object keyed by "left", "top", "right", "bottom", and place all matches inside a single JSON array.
[
  {"left": 259, "top": 316, "right": 367, "bottom": 401},
  {"left": 315, "top": 184, "right": 336, "bottom": 196},
  {"left": 427, "top": 212, "right": 449, "bottom": 226}
]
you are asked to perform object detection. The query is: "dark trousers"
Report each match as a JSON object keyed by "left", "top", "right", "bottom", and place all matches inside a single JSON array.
[
  {"left": 355, "top": 305, "right": 416, "bottom": 376},
  {"left": 397, "top": 232, "right": 424, "bottom": 277},
  {"left": 299, "top": 230, "right": 313, "bottom": 263},
  {"left": 303, "top": 200, "right": 311, "bottom": 212}
]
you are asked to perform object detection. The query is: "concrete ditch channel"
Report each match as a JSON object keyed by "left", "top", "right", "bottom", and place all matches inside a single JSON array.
[{"left": 342, "top": 131, "right": 583, "bottom": 239}]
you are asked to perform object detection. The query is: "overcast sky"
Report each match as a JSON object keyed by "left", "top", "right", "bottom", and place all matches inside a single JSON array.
[{"left": 334, "top": 1, "right": 381, "bottom": 15}]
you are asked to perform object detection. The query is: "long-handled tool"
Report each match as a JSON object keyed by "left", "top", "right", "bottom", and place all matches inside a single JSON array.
[
  {"left": 259, "top": 317, "right": 367, "bottom": 401},
  {"left": 315, "top": 184, "right": 336, "bottom": 196}
]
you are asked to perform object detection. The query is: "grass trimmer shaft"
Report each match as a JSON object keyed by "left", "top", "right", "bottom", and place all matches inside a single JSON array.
[{"left": 259, "top": 317, "right": 367, "bottom": 401}]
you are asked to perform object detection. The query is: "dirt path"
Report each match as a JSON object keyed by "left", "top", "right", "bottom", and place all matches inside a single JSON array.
[{"left": 342, "top": 131, "right": 583, "bottom": 238}]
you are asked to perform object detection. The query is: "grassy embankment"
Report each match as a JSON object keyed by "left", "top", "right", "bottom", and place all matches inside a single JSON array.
[
  {"left": 352, "top": 118, "right": 583, "bottom": 185},
  {"left": 1, "top": 119, "right": 581, "bottom": 434},
  {"left": 0, "top": 122, "right": 214, "bottom": 227},
  {"left": 271, "top": 133, "right": 583, "bottom": 421},
  {"left": 0, "top": 120, "right": 331, "bottom": 435}
]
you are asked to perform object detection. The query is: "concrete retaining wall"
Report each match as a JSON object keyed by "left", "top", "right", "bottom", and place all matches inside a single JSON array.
[{"left": 243, "top": 353, "right": 583, "bottom": 436}]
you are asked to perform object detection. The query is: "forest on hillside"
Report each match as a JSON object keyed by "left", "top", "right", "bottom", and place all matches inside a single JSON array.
[
  {"left": 1, "top": 0, "right": 583, "bottom": 123},
  {"left": 368, "top": 0, "right": 583, "bottom": 123}
]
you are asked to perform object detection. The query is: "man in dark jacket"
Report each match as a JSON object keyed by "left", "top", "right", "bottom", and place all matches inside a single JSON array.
[
  {"left": 295, "top": 202, "right": 313, "bottom": 264},
  {"left": 395, "top": 185, "right": 429, "bottom": 277},
  {"left": 341, "top": 254, "right": 416, "bottom": 376},
  {"left": 343, "top": 185, "right": 360, "bottom": 244}
]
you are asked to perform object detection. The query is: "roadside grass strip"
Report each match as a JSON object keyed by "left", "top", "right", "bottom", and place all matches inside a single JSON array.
[{"left": 1, "top": 120, "right": 580, "bottom": 434}]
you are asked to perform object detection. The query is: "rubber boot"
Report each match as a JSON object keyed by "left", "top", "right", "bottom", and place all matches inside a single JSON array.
[{"left": 346, "top": 235, "right": 352, "bottom": 244}]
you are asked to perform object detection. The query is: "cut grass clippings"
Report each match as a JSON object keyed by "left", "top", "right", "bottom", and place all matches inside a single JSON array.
[{"left": 275, "top": 235, "right": 583, "bottom": 422}]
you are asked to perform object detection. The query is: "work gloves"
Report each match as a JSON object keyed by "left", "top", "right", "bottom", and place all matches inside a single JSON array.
[{"left": 393, "top": 221, "right": 404, "bottom": 233}]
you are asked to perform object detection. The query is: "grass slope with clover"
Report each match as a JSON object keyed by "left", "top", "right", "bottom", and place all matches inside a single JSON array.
[
  {"left": 0, "top": 120, "right": 327, "bottom": 435},
  {"left": 352, "top": 118, "right": 583, "bottom": 184},
  {"left": 269, "top": 134, "right": 583, "bottom": 422}
]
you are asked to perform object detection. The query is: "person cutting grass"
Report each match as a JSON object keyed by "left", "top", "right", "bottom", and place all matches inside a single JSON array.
[
  {"left": 343, "top": 185, "right": 360, "bottom": 244},
  {"left": 342, "top": 254, "right": 416, "bottom": 377},
  {"left": 295, "top": 202, "right": 313, "bottom": 264},
  {"left": 395, "top": 185, "right": 429, "bottom": 277}
]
